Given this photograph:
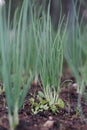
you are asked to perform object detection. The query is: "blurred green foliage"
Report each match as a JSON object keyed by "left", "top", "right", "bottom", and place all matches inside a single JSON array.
[{"left": 5, "top": 0, "right": 87, "bottom": 29}]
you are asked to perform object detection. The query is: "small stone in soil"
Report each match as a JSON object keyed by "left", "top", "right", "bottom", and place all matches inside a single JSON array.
[
  {"left": 43, "top": 120, "right": 54, "bottom": 128},
  {"left": 48, "top": 116, "right": 53, "bottom": 120}
]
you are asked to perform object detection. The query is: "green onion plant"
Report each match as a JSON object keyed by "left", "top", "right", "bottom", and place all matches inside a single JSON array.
[
  {"left": 77, "top": 24, "right": 87, "bottom": 122},
  {"left": 35, "top": 7, "right": 68, "bottom": 109},
  {"left": 0, "top": 1, "right": 37, "bottom": 130},
  {"left": 64, "top": 1, "right": 87, "bottom": 122},
  {"left": 64, "top": 1, "right": 83, "bottom": 93}
]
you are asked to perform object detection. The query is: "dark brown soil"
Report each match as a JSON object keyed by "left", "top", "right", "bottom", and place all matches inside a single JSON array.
[{"left": 0, "top": 76, "right": 87, "bottom": 130}]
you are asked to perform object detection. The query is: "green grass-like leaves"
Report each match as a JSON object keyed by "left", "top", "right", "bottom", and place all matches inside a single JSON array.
[{"left": 0, "top": 1, "right": 36, "bottom": 130}]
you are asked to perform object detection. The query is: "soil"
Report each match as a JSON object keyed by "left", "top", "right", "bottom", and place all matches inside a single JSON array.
[{"left": 0, "top": 76, "right": 87, "bottom": 130}]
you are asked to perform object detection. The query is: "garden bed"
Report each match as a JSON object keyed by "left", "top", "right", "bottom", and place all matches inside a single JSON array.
[
  {"left": 0, "top": 76, "right": 87, "bottom": 130},
  {"left": 0, "top": 1, "right": 87, "bottom": 130}
]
